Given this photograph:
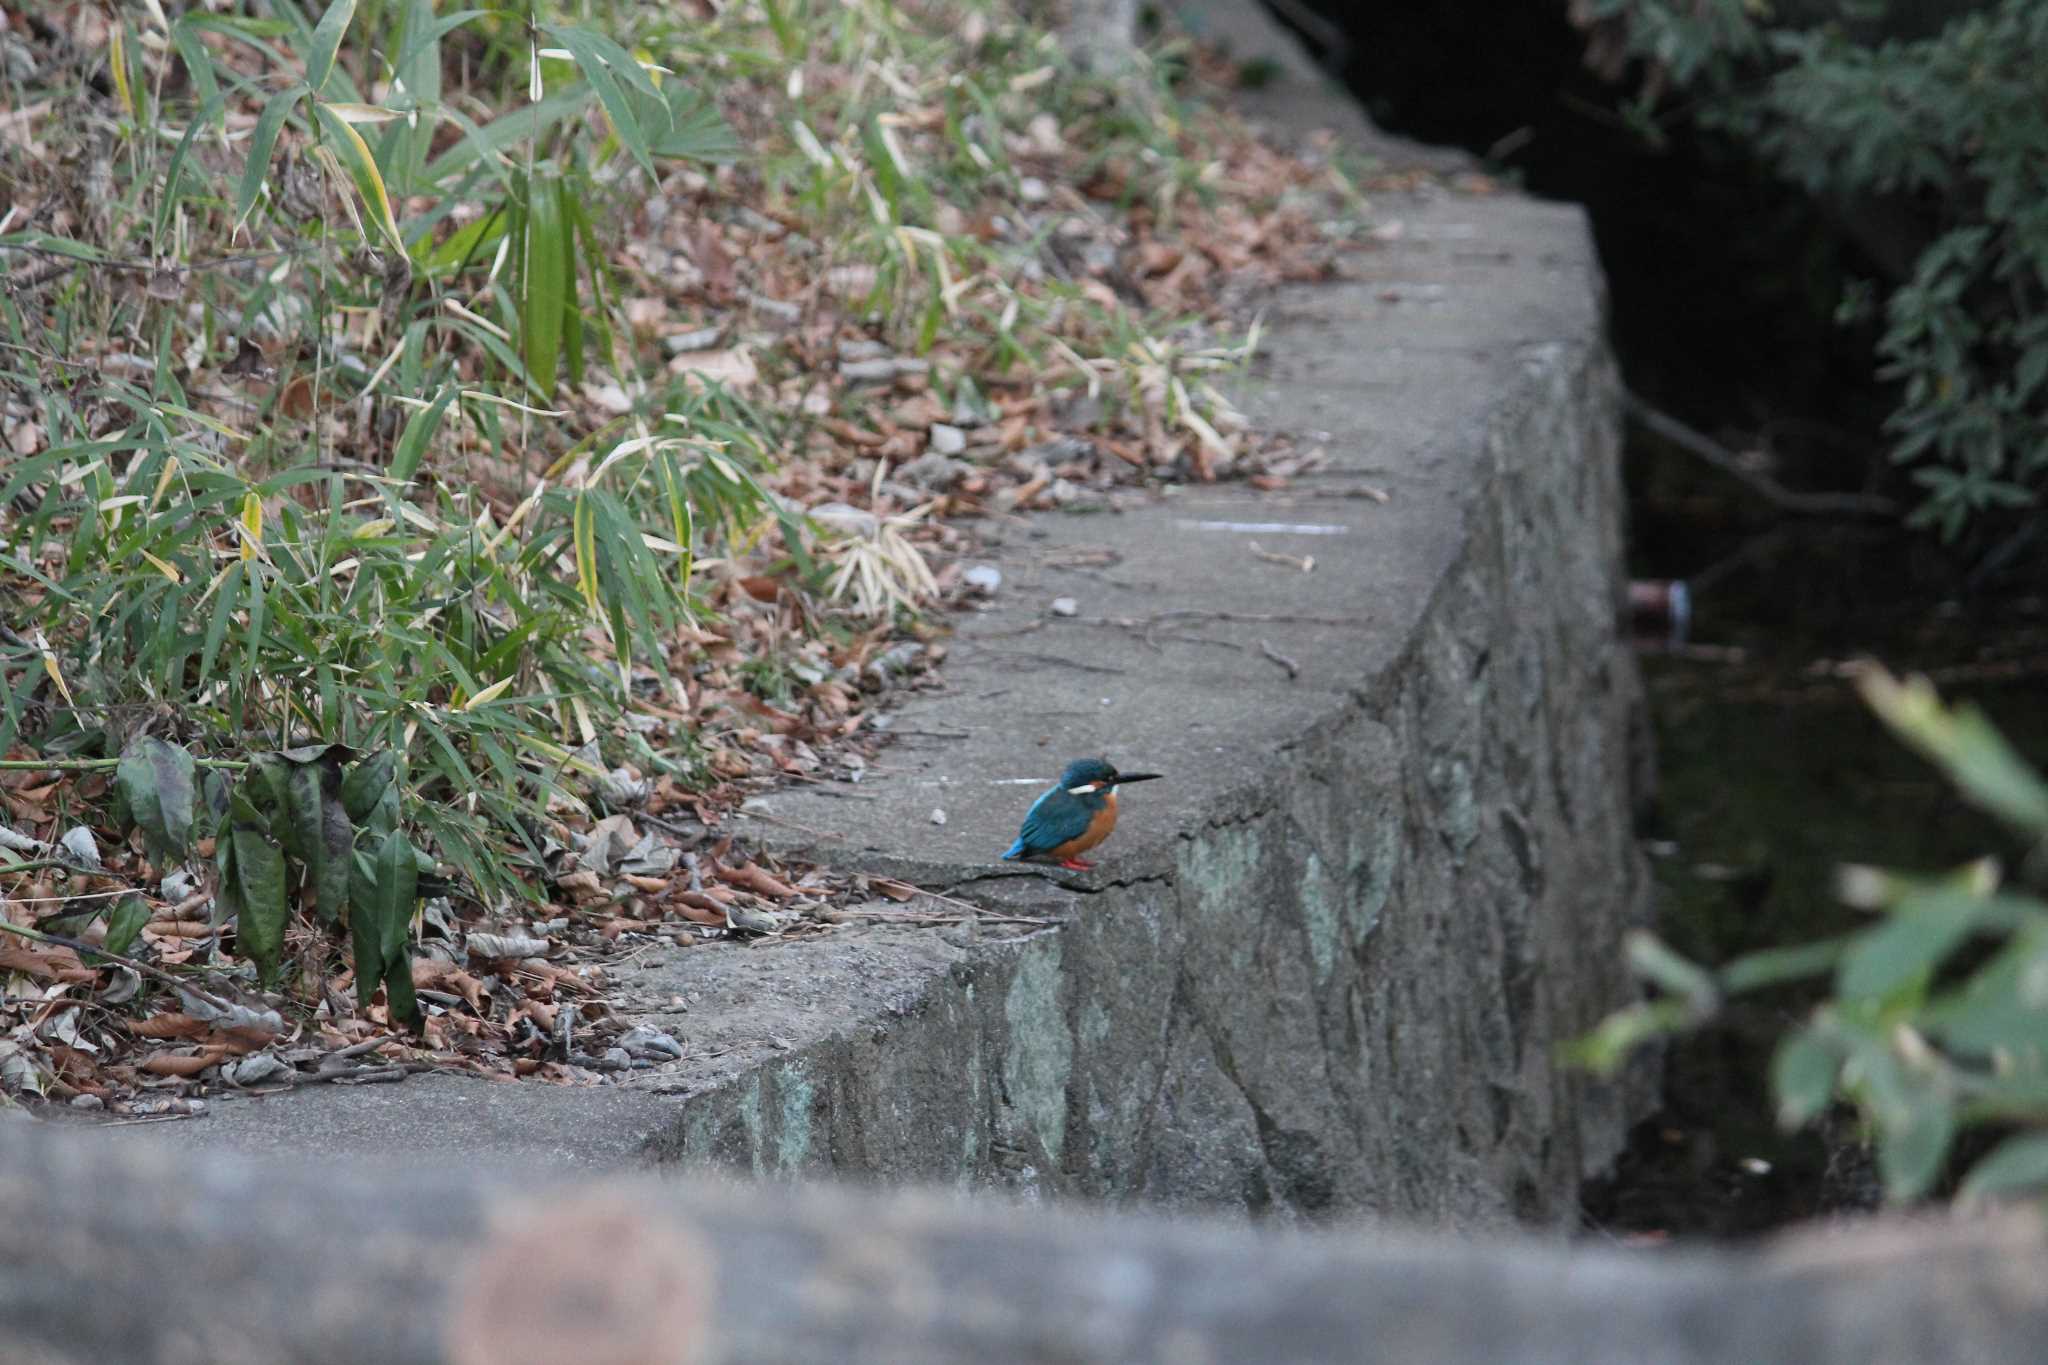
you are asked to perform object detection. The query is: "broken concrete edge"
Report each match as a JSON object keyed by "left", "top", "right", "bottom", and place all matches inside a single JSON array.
[{"left": 6, "top": 1119, "right": 2044, "bottom": 1365}]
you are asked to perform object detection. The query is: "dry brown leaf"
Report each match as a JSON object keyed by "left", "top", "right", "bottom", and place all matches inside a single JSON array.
[
  {"left": 0, "top": 945, "right": 94, "bottom": 984},
  {"left": 140, "top": 1046, "right": 227, "bottom": 1077},
  {"left": 672, "top": 896, "right": 727, "bottom": 926},
  {"left": 129, "top": 1013, "right": 211, "bottom": 1041},
  {"left": 715, "top": 862, "right": 797, "bottom": 900}
]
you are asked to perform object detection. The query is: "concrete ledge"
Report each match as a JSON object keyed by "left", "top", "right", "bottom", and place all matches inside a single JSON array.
[
  {"left": 89, "top": 1, "right": 1652, "bottom": 1227},
  {"left": 657, "top": 189, "right": 1653, "bottom": 1225}
]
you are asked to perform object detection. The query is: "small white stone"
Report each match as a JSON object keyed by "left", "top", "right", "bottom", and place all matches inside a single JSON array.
[
  {"left": 1049, "top": 596, "right": 1078, "bottom": 617},
  {"left": 930, "top": 808, "right": 948, "bottom": 826},
  {"left": 929, "top": 423, "right": 967, "bottom": 455},
  {"left": 963, "top": 564, "right": 1002, "bottom": 594}
]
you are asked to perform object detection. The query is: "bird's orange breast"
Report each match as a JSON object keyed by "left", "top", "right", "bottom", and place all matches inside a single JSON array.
[{"left": 1048, "top": 790, "right": 1118, "bottom": 859}]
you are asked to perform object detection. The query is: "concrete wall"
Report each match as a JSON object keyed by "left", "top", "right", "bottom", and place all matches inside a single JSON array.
[{"left": 653, "top": 218, "right": 1653, "bottom": 1226}]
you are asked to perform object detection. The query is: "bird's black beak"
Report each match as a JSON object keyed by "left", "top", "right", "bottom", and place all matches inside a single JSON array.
[{"left": 1114, "top": 772, "right": 1163, "bottom": 785}]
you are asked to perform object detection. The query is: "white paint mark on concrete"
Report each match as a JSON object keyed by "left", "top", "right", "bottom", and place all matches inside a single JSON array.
[{"left": 1178, "top": 519, "right": 1351, "bottom": 536}]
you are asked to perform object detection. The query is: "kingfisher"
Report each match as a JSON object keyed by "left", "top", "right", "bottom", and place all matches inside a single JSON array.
[{"left": 1001, "top": 758, "right": 1161, "bottom": 871}]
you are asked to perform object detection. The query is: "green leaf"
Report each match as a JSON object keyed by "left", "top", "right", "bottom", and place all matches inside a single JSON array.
[
  {"left": 314, "top": 101, "right": 406, "bottom": 254},
  {"left": 542, "top": 26, "right": 660, "bottom": 179},
  {"left": 1625, "top": 930, "right": 1720, "bottom": 1012},
  {"left": 422, "top": 85, "right": 593, "bottom": 184},
  {"left": 245, "top": 754, "right": 295, "bottom": 853},
  {"left": 341, "top": 750, "right": 398, "bottom": 823},
  {"left": 1720, "top": 937, "right": 1849, "bottom": 992},
  {"left": 1837, "top": 888, "right": 1981, "bottom": 1000},
  {"left": 226, "top": 794, "right": 290, "bottom": 988},
  {"left": 103, "top": 897, "right": 149, "bottom": 956},
  {"left": 348, "top": 849, "right": 382, "bottom": 1008},
  {"left": 1958, "top": 1132, "right": 2048, "bottom": 1207},
  {"left": 1557, "top": 997, "right": 1696, "bottom": 1078},
  {"left": 169, "top": 18, "right": 223, "bottom": 112},
  {"left": 573, "top": 488, "right": 601, "bottom": 618},
  {"left": 654, "top": 450, "right": 696, "bottom": 592},
  {"left": 236, "top": 85, "right": 305, "bottom": 232},
  {"left": 116, "top": 735, "right": 198, "bottom": 863},
  {"left": 1858, "top": 671, "right": 2048, "bottom": 834},
  {"left": 350, "top": 829, "right": 419, "bottom": 1023},
  {"left": 1771, "top": 1028, "right": 1840, "bottom": 1129},
  {"left": 390, "top": 383, "right": 455, "bottom": 483},
  {"left": 650, "top": 85, "right": 741, "bottom": 163},
  {"left": 521, "top": 172, "right": 568, "bottom": 398},
  {"left": 303, "top": 0, "right": 358, "bottom": 95},
  {"left": 1877, "top": 1091, "right": 1957, "bottom": 1202},
  {"left": 283, "top": 749, "right": 353, "bottom": 925}
]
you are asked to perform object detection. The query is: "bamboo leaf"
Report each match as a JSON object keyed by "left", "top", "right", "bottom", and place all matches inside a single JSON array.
[
  {"left": 573, "top": 489, "right": 601, "bottom": 618},
  {"left": 542, "top": 26, "right": 658, "bottom": 178},
  {"left": 236, "top": 85, "right": 305, "bottom": 232},
  {"left": 304, "top": 0, "right": 358, "bottom": 95},
  {"left": 314, "top": 101, "right": 406, "bottom": 253},
  {"left": 390, "top": 383, "right": 455, "bottom": 482},
  {"left": 521, "top": 171, "right": 568, "bottom": 398}
]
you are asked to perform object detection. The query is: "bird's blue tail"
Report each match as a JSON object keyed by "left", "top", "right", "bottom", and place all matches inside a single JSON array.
[{"left": 1001, "top": 838, "right": 1027, "bottom": 860}]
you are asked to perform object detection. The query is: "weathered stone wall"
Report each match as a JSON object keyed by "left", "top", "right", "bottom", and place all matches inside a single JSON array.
[{"left": 653, "top": 322, "right": 1652, "bottom": 1227}]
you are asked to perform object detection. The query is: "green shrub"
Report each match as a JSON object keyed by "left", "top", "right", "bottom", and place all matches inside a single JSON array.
[
  {"left": 1581, "top": 0, "right": 2048, "bottom": 538},
  {"left": 1572, "top": 666, "right": 2048, "bottom": 1206},
  {"left": 0, "top": 0, "right": 768, "bottom": 998}
]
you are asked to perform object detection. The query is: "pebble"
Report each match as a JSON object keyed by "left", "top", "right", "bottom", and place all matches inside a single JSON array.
[
  {"left": 963, "top": 565, "right": 1002, "bottom": 594},
  {"left": 930, "top": 808, "right": 948, "bottom": 826},
  {"left": 1049, "top": 596, "right": 1078, "bottom": 617},
  {"left": 929, "top": 423, "right": 967, "bottom": 455}
]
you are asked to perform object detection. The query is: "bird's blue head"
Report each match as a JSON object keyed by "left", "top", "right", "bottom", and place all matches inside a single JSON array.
[{"left": 1057, "top": 757, "right": 1162, "bottom": 795}]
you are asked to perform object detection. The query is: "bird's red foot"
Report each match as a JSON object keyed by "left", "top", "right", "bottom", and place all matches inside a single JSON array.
[{"left": 1058, "top": 857, "right": 1096, "bottom": 871}]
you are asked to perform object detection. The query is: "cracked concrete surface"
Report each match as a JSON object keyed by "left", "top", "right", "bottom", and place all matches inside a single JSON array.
[{"left": 89, "top": 1, "right": 1653, "bottom": 1228}]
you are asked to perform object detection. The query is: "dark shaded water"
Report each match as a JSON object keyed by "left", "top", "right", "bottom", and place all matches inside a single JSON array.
[
  {"left": 1587, "top": 583, "right": 2048, "bottom": 1238},
  {"left": 1256, "top": 0, "right": 2048, "bottom": 1236}
]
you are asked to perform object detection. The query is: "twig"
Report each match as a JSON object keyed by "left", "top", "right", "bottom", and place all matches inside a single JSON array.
[
  {"left": 0, "top": 859, "right": 92, "bottom": 876},
  {"left": 726, "top": 809, "right": 848, "bottom": 843},
  {"left": 288, "top": 1062, "right": 433, "bottom": 1086},
  {"left": 1257, "top": 640, "right": 1302, "bottom": 680},
  {"left": 92, "top": 1113, "right": 202, "bottom": 1128},
  {"left": 0, "top": 918, "right": 246, "bottom": 1006},
  {"left": 638, "top": 812, "right": 708, "bottom": 842},
  {"left": 837, "top": 907, "right": 1057, "bottom": 929},
  {"left": 1100, "top": 610, "right": 1352, "bottom": 630},
  {"left": 1625, "top": 392, "right": 1898, "bottom": 520},
  {"left": 893, "top": 883, "right": 1059, "bottom": 925},
  {"left": 968, "top": 647, "right": 1125, "bottom": 675},
  {"left": 0, "top": 756, "right": 246, "bottom": 771},
  {"left": 1247, "top": 541, "right": 1314, "bottom": 573}
]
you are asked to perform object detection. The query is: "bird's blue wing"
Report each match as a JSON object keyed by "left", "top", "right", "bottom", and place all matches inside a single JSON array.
[{"left": 1003, "top": 786, "right": 1091, "bottom": 859}]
